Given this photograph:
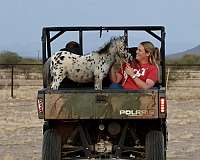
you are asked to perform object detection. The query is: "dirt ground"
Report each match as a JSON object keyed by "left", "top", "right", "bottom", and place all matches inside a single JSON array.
[
  {"left": 0, "top": 83, "right": 200, "bottom": 160},
  {"left": 0, "top": 86, "right": 43, "bottom": 160}
]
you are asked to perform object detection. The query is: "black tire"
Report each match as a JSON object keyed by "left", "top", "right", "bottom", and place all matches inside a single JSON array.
[
  {"left": 42, "top": 129, "right": 62, "bottom": 160},
  {"left": 145, "top": 130, "right": 165, "bottom": 160},
  {"left": 43, "top": 122, "right": 49, "bottom": 134}
]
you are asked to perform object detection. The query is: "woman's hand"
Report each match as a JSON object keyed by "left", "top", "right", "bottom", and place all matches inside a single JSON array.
[{"left": 125, "top": 64, "right": 135, "bottom": 77}]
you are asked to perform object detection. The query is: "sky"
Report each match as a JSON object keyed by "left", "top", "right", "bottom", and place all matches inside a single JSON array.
[{"left": 0, "top": 0, "right": 200, "bottom": 58}]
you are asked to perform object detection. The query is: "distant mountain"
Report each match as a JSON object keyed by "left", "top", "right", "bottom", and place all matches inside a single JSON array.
[{"left": 167, "top": 44, "right": 200, "bottom": 59}]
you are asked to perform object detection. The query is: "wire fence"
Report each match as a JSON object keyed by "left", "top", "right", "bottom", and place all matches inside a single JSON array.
[
  {"left": 0, "top": 64, "right": 43, "bottom": 98},
  {"left": 166, "top": 64, "right": 200, "bottom": 88},
  {"left": 0, "top": 64, "right": 200, "bottom": 97}
]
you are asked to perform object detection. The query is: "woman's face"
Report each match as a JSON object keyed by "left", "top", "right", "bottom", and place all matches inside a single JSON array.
[{"left": 136, "top": 44, "right": 149, "bottom": 62}]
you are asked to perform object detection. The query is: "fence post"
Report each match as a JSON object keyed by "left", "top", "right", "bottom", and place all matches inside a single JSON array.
[{"left": 11, "top": 65, "right": 14, "bottom": 98}]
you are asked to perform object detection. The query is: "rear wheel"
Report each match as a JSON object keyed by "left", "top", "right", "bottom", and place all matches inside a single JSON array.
[
  {"left": 42, "top": 129, "right": 62, "bottom": 160},
  {"left": 145, "top": 130, "right": 165, "bottom": 160}
]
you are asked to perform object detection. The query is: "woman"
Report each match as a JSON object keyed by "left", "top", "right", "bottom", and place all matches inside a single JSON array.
[{"left": 110, "top": 41, "right": 159, "bottom": 90}]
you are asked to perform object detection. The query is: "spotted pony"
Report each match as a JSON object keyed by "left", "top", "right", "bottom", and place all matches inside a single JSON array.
[{"left": 44, "top": 36, "right": 132, "bottom": 90}]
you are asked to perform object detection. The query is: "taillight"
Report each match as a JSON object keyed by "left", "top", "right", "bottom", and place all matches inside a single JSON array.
[
  {"left": 37, "top": 98, "right": 44, "bottom": 113},
  {"left": 160, "top": 97, "right": 166, "bottom": 113}
]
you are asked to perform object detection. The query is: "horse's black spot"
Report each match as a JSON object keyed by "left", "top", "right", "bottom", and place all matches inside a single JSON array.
[
  {"left": 87, "top": 59, "right": 94, "bottom": 62},
  {"left": 60, "top": 56, "right": 65, "bottom": 61},
  {"left": 54, "top": 56, "right": 58, "bottom": 61},
  {"left": 57, "top": 60, "right": 62, "bottom": 65},
  {"left": 54, "top": 64, "right": 58, "bottom": 68},
  {"left": 51, "top": 61, "right": 54, "bottom": 66},
  {"left": 58, "top": 52, "right": 62, "bottom": 56},
  {"left": 76, "top": 69, "right": 80, "bottom": 72},
  {"left": 86, "top": 56, "right": 93, "bottom": 62}
]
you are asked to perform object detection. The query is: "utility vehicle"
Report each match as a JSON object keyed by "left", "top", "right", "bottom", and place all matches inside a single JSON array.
[{"left": 37, "top": 26, "right": 167, "bottom": 160}]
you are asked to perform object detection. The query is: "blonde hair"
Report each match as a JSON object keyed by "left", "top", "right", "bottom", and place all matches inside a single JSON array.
[
  {"left": 140, "top": 41, "right": 160, "bottom": 65},
  {"left": 140, "top": 41, "right": 160, "bottom": 82}
]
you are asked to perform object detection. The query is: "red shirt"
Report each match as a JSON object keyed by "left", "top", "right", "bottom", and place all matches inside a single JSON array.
[{"left": 118, "top": 63, "right": 158, "bottom": 90}]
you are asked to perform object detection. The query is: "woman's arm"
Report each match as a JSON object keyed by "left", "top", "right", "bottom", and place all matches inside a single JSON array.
[
  {"left": 110, "top": 65, "right": 123, "bottom": 83},
  {"left": 132, "top": 77, "right": 155, "bottom": 89},
  {"left": 125, "top": 65, "right": 155, "bottom": 89}
]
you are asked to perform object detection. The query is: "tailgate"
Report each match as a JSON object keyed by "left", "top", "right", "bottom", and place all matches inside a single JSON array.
[{"left": 42, "top": 89, "right": 160, "bottom": 119}]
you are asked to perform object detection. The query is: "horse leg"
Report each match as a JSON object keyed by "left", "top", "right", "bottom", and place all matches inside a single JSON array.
[
  {"left": 51, "top": 67, "right": 65, "bottom": 90},
  {"left": 94, "top": 76, "right": 103, "bottom": 90},
  {"left": 51, "top": 78, "right": 60, "bottom": 89}
]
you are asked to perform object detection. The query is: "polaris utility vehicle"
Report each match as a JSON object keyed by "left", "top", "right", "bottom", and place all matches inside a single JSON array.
[{"left": 37, "top": 26, "right": 167, "bottom": 160}]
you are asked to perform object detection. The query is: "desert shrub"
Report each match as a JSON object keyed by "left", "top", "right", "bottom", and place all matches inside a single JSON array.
[
  {"left": 166, "top": 54, "right": 200, "bottom": 65},
  {"left": 0, "top": 51, "right": 22, "bottom": 66},
  {"left": 0, "top": 51, "right": 42, "bottom": 73}
]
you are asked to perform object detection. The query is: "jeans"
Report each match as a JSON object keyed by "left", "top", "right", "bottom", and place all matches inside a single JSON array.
[{"left": 109, "top": 83, "right": 123, "bottom": 89}]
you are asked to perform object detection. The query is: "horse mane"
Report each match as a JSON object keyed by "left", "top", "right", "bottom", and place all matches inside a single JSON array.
[{"left": 96, "top": 36, "right": 120, "bottom": 54}]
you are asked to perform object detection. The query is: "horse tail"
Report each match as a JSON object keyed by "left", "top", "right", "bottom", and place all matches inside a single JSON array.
[{"left": 43, "top": 58, "right": 52, "bottom": 88}]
